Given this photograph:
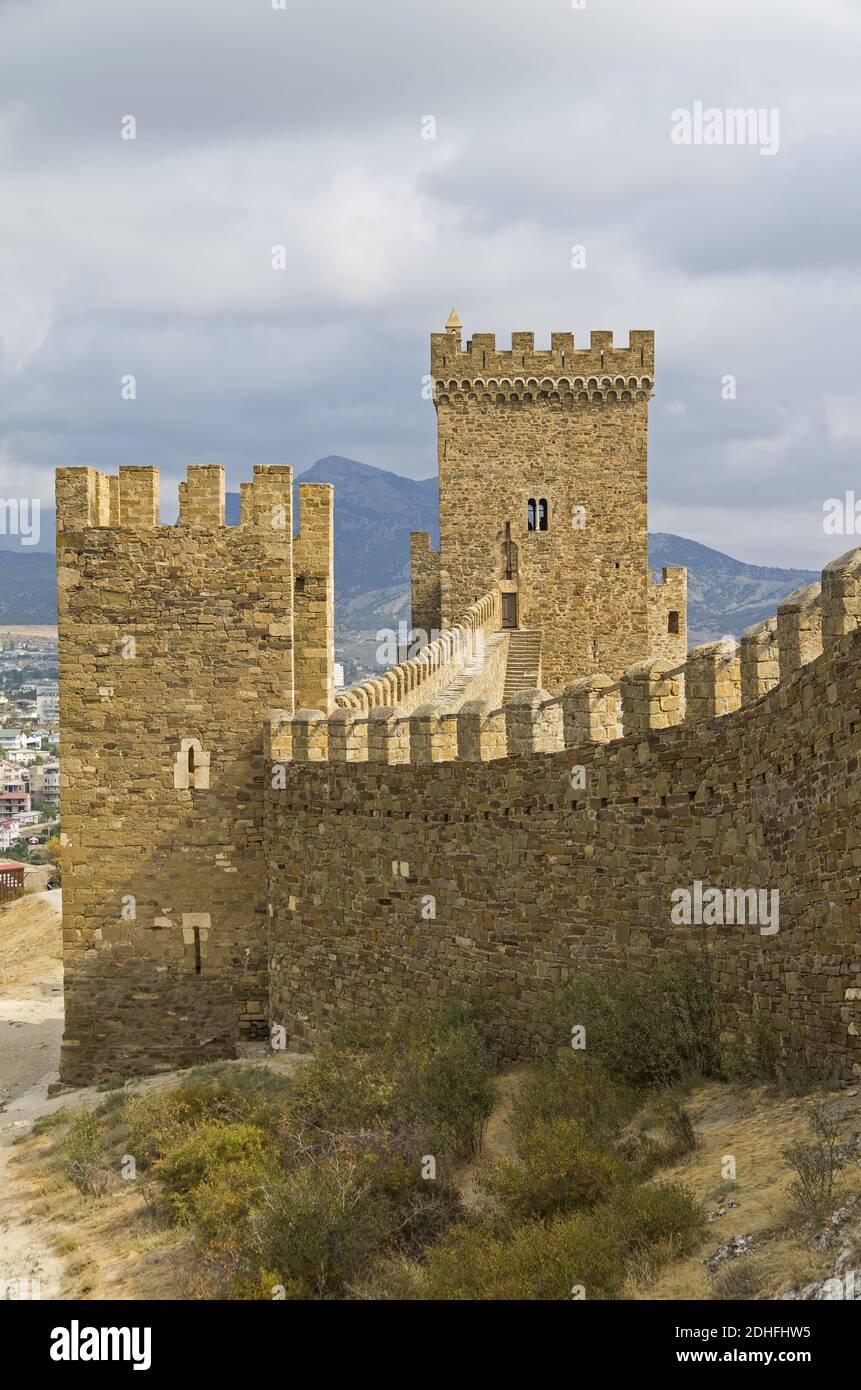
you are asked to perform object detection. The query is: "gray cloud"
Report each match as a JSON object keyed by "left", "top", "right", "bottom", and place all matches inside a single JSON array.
[{"left": 1, "top": 0, "right": 860, "bottom": 568}]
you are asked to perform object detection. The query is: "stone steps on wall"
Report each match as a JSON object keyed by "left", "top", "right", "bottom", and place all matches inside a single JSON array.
[{"left": 503, "top": 629, "right": 542, "bottom": 704}]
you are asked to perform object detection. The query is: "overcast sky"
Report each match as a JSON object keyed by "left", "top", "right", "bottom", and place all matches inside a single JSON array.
[{"left": 1, "top": 0, "right": 860, "bottom": 566}]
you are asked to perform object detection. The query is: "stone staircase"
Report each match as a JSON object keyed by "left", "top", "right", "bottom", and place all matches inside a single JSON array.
[{"left": 502, "top": 629, "right": 542, "bottom": 704}]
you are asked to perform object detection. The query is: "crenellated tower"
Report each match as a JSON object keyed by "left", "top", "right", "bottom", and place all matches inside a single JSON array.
[
  {"left": 411, "top": 315, "right": 686, "bottom": 692},
  {"left": 55, "top": 463, "right": 333, "bottom": 1083}
]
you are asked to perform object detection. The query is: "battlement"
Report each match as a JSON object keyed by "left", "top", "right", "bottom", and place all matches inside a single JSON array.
[
  {"left": 55, "top": 464, "right": 295, "bottom": 534},
  {"left": 430, "top": 324, "right": 654, "bottom": 401},
  {"left": 270, "top": 545, "right": 861, "bottom": 768},
  {"left": 336, "top": 589, "right": 500, "bottom": 716}
]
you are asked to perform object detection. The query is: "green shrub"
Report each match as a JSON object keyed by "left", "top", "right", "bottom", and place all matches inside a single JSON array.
[
  {"left": 153, "top": 1121, "right": 276, "bottom": 1223},
  {"left": 287, "top": 1004, "right": 495, "bottom": 1162},
  {"left": 396, "top": 1010, "right": 495, "bottom": 1159},
  {"left": 510, "top": 1053, "right": 635, "bottom": 1147},
  {"left": 478, "top": 1117, "right": 625, "bottom": 1220},
  {"left": 710, "top": 1257, "right": 768, "bottom": 1300},
  {"left": 617, "top": 1097, "right": 697, "bottom": 1176},
  {"left": 286, "top": 1046, "right": 399, "bottom": 1134},
  {"left": 413, "top": 1180, "right": 704, "bottom": 1300},
  {"left": 723, "top": 1018, "right": 816, "bottom": 1094},
  {"left": 782, "top": 1104, "right": 852, "bottom": 1223},
  {"left": 59, "top": 1111, "right": 112, "bottom": 1196},
  {"left": 122, "top": 1081, "right": 257, "bottom": 1169},
  {"left": 219, "top": 1136, "right": 462, "bottom": 1299},
  {"left": 534, "top": 951, "right": 721, "bottom": 1088}
]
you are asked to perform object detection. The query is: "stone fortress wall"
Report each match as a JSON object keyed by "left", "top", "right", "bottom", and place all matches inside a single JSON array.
[
  {"left": 55, "top": 320, "right": 860, "bottom": 1087},
  {"left": 266, "top": 547, "right": 861, "bottom": 1084}
]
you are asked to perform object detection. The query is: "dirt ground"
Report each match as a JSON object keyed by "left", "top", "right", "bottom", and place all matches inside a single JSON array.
[{"left": 0, "top": 890, "right": 65, "bottom": 1297}]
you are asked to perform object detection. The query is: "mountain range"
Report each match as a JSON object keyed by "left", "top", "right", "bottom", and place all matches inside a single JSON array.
[{"left": 0, "top": 458, "right": 817, "bottom": 669}]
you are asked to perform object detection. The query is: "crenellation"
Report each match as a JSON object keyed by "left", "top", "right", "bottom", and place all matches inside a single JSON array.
[
  {"left": 777, "top": 581, "right": 823, "bottom": 681},
  {"left": 822, "top": 545, "right": 861, "bottom": 646},
  {"left": 620, "top": 658, "right": 683, "bottom": 736},
  {"left": 740, "top": 616, "right": 780, "bottom": 704},
  {"left": 684, "top": 640, "right": 741, "bottom": 724},
  {"left": 178, "top": 465, "right": 226, "bottom": 527},
  {"left": 368, "top": 706, "right": 410, "bottom": 764},
  {"left": 118, "top": 465, "right": 159, "bottom": 527},
  {"left": 562, "top": 673, "right": 620, "bottom": 745},
  {"left": 430, "top": 326, "right": 655, "bottom": 385}
]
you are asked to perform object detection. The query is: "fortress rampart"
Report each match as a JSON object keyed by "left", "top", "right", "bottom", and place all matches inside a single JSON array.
[{"left": 266, "top": 546, "right": 861, "bottom": 1083}]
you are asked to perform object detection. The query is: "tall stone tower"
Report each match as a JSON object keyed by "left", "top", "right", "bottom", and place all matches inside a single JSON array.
[
  {"left": 411, "top": 315, "right": 686, "bottom": 692},
  {"left": 55, "top": 463, "right": 333, "bottom": 1084}
]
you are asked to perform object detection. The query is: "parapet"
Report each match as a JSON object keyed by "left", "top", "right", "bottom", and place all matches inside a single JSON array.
[
  {"left": 273, "top": 544, "right": 861, "bottom": 767},
  {"left": 55, "top": 464, "right": 295, "bottom": 534},
  {"left": 336, "top": 589, "right": 500, "bottom": 717},
  {"left": 430, "top": 324, "right": 654, "bottom": 404}
]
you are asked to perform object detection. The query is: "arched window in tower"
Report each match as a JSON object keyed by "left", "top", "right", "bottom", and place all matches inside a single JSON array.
[
  {"left": 538, "top": 498, "right": 549, "bottom": 531},
  {"left": 187, "top": 744, "right": 196, "bottom": 777},
  {"left": 527, "top": 498, "right": 537, "bottom": 531}
]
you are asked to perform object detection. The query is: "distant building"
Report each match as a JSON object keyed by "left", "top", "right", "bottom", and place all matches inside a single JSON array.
[
  {"left": 36, "top": 686, "right": 60, "bottom": 724},
  {"left": 333, "top": 662, "right": 345, "bottom": 689},
  {"left": 0, "top": 789, "right": 30, "bottom": 817},
  {"left": 30, "top": 760, "right": 59, "bottom": 808},
  {"left": 0, "top": 820, "right": 22, "bottom": 851}
]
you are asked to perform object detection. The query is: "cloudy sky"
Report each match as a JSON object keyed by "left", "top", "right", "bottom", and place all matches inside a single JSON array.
[{"left": 1, "top": 0, "right": 859, "bottom": 565}]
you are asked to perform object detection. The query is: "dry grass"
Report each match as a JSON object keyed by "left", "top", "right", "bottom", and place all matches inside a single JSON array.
[
  {"left": 0, "top": 890, "right": 62, "bottom": 995},
  {"left": 629, "top": 1082, "right": 861, "bottom": 1300},
  {"left": 9, "top": 1062, "right": 861, "bottom": 1302}
]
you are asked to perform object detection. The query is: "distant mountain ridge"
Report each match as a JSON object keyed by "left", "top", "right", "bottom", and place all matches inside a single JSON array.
[{"left": 0, "top": 458, "right": 817, "bottom": 646}]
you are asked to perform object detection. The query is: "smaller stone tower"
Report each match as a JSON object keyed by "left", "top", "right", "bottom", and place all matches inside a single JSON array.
[{"left": 55, "top": 464, "right": 334, "bottom": 1084}]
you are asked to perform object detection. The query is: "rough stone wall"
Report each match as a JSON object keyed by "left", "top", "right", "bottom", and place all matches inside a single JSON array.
[
  {"left": 293, "top": 483, "right": 335, "bottom": 714},
  {"left": 56, "top": 464, "right": 330, "bottom": 1084},
  {"left": 648, "top": 566, "right": 688, "bottom": 665},
  {"left": 411, "top": 326, "right": 665, "bottom": 693},
  {"left": 410, "top": 532, "right": 441, "bottom": 638},
  {"left": 266, "top": 551, "right": 861, "bottom": 1084}
]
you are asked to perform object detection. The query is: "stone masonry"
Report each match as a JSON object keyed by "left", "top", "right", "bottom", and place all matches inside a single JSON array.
[
  {"left": 410, "top": 316, "right": 688, "bottom": 692},
  {"left": 56, "top": 464, "right": 334, "bottom": 1083},
  {"left": 268, "top": 546, "right": 861, "bottom": 1086}
]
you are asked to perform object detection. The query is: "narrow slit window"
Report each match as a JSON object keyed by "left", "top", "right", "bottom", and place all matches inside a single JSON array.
[
  {"left": 527, "top": 498, "right": 537, "bottom": 531},
  {"left": 538, "top": 498, "right": 548, "bottom": 531}
]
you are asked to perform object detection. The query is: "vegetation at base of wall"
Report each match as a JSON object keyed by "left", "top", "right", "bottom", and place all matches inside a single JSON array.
[
  {"left": 46, "top": 986, "right": 711, "bottom": 1299},
  {"left": 531, "top": 950, "right": 722, "bottom": 1088},
  {"left": 722, "top": 1016, "right": 817, "bottom": 1094},
  {"left": 781, "top": 1104, "right": 854, "bottom": 1224},
  {"left": 534, "top": 951, "right": 818, "bottom": 1096},
  {"left": 368, "top": 1181, "right": 705, "bottom": 1301}
]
